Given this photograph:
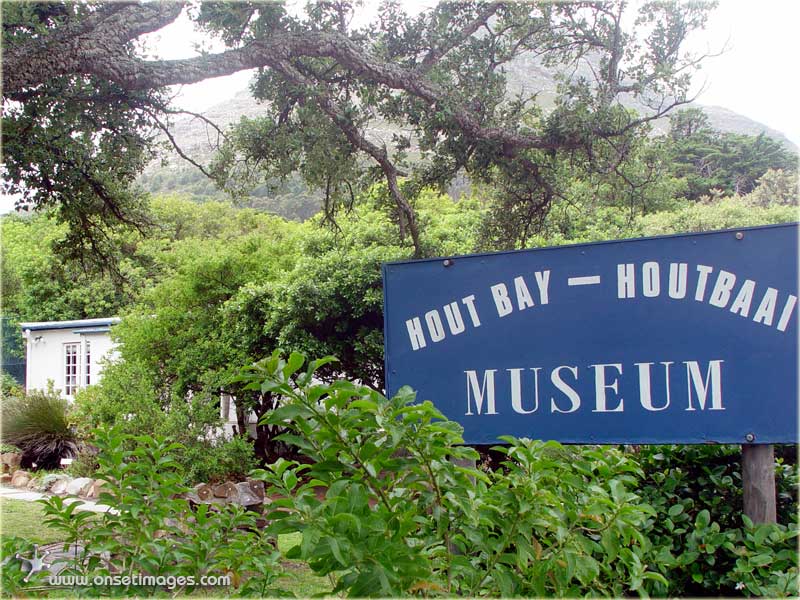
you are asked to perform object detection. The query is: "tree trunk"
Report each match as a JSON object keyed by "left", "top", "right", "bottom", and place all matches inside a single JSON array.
[
  {"left": 253, "top": 392, "right": 284, "bottom": 463},
  {"left": 235, "top": 403, "right": 247, "bottom": 438}
]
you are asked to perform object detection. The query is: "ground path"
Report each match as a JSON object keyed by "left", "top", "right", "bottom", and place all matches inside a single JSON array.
[{"left": 0, "top": 485, "right": 115, "bottom": 513}]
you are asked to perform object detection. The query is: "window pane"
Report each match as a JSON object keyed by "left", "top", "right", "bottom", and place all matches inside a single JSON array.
[
  {"left": 85, "top": 340, "right": 91, "bottom": 386},
  {"left": 65, "top": 343, "right": 78, "bottom": 396}
]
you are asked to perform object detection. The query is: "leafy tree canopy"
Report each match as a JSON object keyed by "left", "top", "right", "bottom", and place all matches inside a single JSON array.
[
  {"left": 3, "top": 0, "right": 717, "bottom": 256},
  {"left": 0, "top": 194, "right": 283, "bottom": 325},
  {"left": 663, "top": 108, "right": 798, "bottom": 200}
]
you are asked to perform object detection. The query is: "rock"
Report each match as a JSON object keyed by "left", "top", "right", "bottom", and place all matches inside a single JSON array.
[
  {"left": 246, "top": 479, "right": 265, "bottom": 500},
  {"left": 86, "top": 479, "right": 108, "bottom": 499},
  {"left": 194, "top": 483, "right": 213, "bottom": 501},
  {"left": 1, "top": 453, "right": 22, "bottom": 470},
  {"left": 11, "top": 470, "right": 31, "bottom": 488},
  {"left": 27, "top": 478, "right": 46, "bottom": 492},
  {"left": 51, "top": 477, "right": 72, "bottom": 495},
  {"left": 185, "top": 494, "right": 227, "bottom": 507},
  {"left": 164, "top": 517, "right": 191, "bottom": 535},
  {"left": 77, "top": 479, "right": 95, "bottom": 497},
  {"left": 65, "top": 477, "right": 94, "bottom": 496},
  {"left": 213, "top": 481, "right": 237, "bottom": 498},
  {"left": 226, "top": 485, "right": 240, "bottom": 504},
  {"left": 234, "top": 481, "right": 261, "bottom": 507},
  {"left": 0, "top": 473, "right": 12, "bottom": 485},
  {"left": 41, "top": 474, "right": 70, "bottom": 493}
]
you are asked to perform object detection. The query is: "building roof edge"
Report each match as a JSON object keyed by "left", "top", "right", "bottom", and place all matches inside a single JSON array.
[{"left": 19, "top": 317, "right": 121, "bottom": 332}]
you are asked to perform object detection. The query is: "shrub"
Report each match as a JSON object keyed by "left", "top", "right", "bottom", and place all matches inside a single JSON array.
[
  {"left": 73, "top": 362, "right": 258, "bottom": 484},
  {"left": 637, "top": 444, "right": 799, "bottom": 596},
  {"left": 0, "top": 371, "right": 23, "bottom": 398},
  {"left": 239, "top": 352, "right": 798, "bottom": 597},
  {"left": 65, "top": 445, "right": 100, "bottom": 478},
  {"left": 1, "top": 536, "right": 49, "bottom": 596},
  {"left": 1, "top": 389, "right": 78, "bottom": 469},
  {"left": 242, "top": 351, "right": 666, "bottom": 597},
  {"left": 181, "top": 434, "right": 259, "bottom": 484},
  {"left": 24, "top": 428, "right": 282, "bottom": 597}
]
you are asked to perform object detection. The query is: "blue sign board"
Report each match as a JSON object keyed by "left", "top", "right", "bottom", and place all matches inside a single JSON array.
[{"left": 383, "top": 224, "right": 799, "bottom": 445}]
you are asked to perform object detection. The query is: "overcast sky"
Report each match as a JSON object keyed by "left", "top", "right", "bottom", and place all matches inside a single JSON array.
[
  {"left": 686, "top": 0, "right": 800, "bottom": 146},
  {"left": 2, "top": 0, "right": 798, "bottom": 215}
]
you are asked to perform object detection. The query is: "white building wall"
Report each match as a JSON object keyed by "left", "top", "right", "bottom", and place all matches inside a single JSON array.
[{"left": 21, "top": 319, "right": 119, "bottom": 399}]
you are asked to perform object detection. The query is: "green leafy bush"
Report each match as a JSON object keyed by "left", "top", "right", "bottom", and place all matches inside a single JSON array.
[
  {"left": 73, "top": 362, "right": 258, "bottom": 483},
  {"left": 29, "top": 428, "right": 282, "bottom": 597},
  {"left": 241, "top": 351, "right": 666, "bottom": 597},
  {"left": 637, "top": 445, "right": 799, "bottom": 596},
  {"left": 727, "top": 516, "right": 799, "bottom": 596},
  {"left": 65, "top": 446, "right": 100, "bottom": 478},
  {"left": 1, "top": 536, "right": 49, "bottom": 596},
  {"left": 1, "top": 371, "right": 24, "bottom": 398},
  {"left": 180, "top": 434, "right": 259, "bottom": 484},
  {"left": 238, "top": 352, "right": 798, "bottom": 597},
  {"left": 1, "top": 389, "right": 78, "bottom": 469}
]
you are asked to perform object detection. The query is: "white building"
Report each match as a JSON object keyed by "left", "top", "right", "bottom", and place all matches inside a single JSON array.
[
  {"left": 19, "top": 317, "right": 247, "bottom": 437},
  {"left": 20, "top": 317, "right": 120, "bottom": 398}
]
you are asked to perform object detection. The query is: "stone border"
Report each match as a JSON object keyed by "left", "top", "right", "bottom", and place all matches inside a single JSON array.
[{"left": 3, "top": 469, "right": 269, "bottom": 512}]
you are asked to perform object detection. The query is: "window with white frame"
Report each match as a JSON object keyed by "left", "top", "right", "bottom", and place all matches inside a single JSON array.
[
  {"left": 64, "top": 343, "right": 79, "bottom": 396},
  {"left": 85, "top": 340, "right": 91, "bottom": 386}
]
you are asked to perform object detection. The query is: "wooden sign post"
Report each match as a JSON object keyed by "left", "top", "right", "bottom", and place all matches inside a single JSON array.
[{"left": 742, "top": 444, "right": 776, "bottom": 523}]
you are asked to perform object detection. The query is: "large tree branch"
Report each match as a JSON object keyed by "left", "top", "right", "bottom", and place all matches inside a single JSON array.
[
  {"left": 4, "top": 11, "right": 560, "bottom": 157},
  {"left": 3, "top": 2, "right": 184, "bottom": 97},
  {"left": 117, "top": 33, "right": 566, "bottom": 154},
  {"left": 4, "top": 2, "right": 687, "bottom": 162}
]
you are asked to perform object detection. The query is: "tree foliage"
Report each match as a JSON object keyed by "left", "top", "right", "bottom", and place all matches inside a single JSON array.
[
  {"left": 1, "top": 3, "right": 172, "bottom": 268},
  {"left": 744, "top": 169, "right": 798, "bottom": 207},
  {"left": 225, "top": 189, "right": 484, "bottom": 391},
  {"left": 663, "top": 108, "right": 797, "bottom": 200},
  {"left": 1, "top": 214, "right": 137, "bottom": 322},
  {"left": 3, "top": 0, "right": 717, "bottom": 255},
  {"left": 0, "top": 195, "right": 271, "bottom": 325},
  {"left": 90, "top": 193, "right": 478, "bottom": 461}
]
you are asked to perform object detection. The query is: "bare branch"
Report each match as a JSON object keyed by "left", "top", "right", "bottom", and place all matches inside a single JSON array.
[
  {"left": 159, "top": 106, "right": 229, "bottom": 142},
  {"left": 143, "top": 108, "right": 216, "bottom": 179}
]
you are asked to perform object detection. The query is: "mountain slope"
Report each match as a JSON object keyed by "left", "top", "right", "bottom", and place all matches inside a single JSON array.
[{"left": 139, "top": 58, "right": 797, "bottom": 218}]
